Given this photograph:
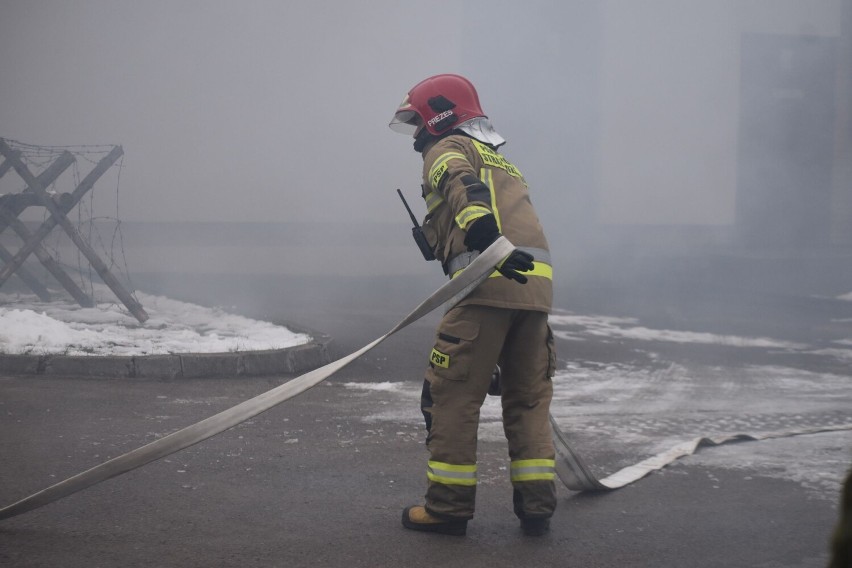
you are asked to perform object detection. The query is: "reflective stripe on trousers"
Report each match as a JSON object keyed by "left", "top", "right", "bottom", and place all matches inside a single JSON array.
[
  {"left": 427, "top": 461, "right": 477, "bottom": 486},
  {"left": 511, "top": 459, "right": 556, "bottom": 482}
]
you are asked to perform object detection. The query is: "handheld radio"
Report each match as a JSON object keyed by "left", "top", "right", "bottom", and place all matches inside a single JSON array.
[{"left": 397, "top": 188, "right": 436, "bottom": 261}]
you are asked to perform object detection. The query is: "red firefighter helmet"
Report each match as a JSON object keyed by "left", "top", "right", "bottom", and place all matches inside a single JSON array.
[{"left": 389, "top": 74, "right": 487, "bottom": 137}]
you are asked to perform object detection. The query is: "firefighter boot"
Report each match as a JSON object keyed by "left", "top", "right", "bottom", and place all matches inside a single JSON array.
[
  {"left": 402, "top": 506, "right": 467, "bottom": 536},
  {"left": 520, "top": 517, "right": 550, "bottom": 536}
]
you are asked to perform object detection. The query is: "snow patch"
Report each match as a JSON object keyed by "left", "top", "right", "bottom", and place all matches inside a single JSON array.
[
  {"left": 342, "top": 381, "right": 406, "bottom": 393},
  {"left": 549, "top": 312, "right": 805, "bottom": 349},
  {"left": 0, "top": 289, "right": 310, "bottom": 356}
]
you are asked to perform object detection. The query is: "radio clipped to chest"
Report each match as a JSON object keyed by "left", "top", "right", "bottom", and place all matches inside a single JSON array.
[{"left": 397, "top": 188, "right": 436, "bottom": 262}]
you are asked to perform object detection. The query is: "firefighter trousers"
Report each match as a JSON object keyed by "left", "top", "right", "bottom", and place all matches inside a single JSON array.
[{"left": 420, "top": 304, "right": 557, "bottom": 521}]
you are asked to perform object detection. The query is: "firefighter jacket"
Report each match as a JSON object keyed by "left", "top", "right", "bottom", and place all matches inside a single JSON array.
[{"left": 419, "top": 133, "right": 552, "bottom": 313}]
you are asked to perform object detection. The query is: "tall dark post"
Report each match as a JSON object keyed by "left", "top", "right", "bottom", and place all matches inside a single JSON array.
[{"left": 832, "top": 0, "right": 852, "bottom": 244}]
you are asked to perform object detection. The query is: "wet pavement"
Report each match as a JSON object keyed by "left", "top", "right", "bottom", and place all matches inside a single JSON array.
[{"left": 1, "top": 273, "right": 850, "bottom": 567}]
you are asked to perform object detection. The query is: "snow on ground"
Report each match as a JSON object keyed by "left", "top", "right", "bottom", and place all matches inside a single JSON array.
[
  {"left": 549, "top": 309, "right": 852, "bottom": 362},
  {"left": 682, "top": 430, "right": 851, "bottom": 499},
  {"left": 0, "top": 289, "right": 311, "bottom": 356},
  {"left": 548, "top": 311, "right": 806, "bottom": 349}
]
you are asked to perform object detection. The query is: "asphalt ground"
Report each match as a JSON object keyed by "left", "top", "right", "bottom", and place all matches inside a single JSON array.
[{"left": 1, "top": 273, "right": 851, "bottom": 567}]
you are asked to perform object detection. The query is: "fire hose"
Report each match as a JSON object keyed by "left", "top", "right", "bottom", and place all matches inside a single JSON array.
[
  {"left": 0, "top": 236, "right": 514, "bottom": 520},
  {"left": 2, "top": 235, "right": 850, "bottom": 519}
]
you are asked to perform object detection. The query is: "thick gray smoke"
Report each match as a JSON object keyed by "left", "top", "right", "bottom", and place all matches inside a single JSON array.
[{"left": 1, "top": 1, "right": 850, "bottom": 320}]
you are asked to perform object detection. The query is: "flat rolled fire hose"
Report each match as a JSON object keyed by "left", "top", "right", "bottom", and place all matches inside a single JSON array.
[
  {"left": 552, "top": 416, "right": 852, "bottom": 491},
  {"left": 0, "top": 238, "right": 514, "bottom": 520}
]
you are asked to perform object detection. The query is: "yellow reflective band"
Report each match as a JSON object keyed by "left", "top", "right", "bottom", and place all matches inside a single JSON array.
[
  {"left": 455, "top": 205, "right": 491, "bottom": 230},
  {"left": 482, "top": 168, "right": 501, "bottom": 232},
  {"left": 430, "top": 348, "right": 450, "bottom": 368},
  {"left": 451, "top": 262, "right": 553, "bottom": 281},
  {"left": 472, "top": 140, "right": 523, "bottom": 179},
  {"left": 489, "top": 261, "right": 553, "bottom": 279},
  {"left": 428, "top": 152, "right": 468, "bottom": 189},
  {"left": 512, "top": 459, "right": 556, "bottom": 469},
  {"left": 427, "top": 461, "right": 477, "bottom": 486},
  {"left": 510, "top": 459, "right": 556, "bottom": 482},
  {"left": 425, "top": 191, "right": 444, "bottom": 213}
]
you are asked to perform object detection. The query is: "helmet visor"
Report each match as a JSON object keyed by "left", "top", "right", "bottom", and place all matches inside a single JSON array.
[{"left": 389, "top": 109, "right": 421, "bottom": 135}]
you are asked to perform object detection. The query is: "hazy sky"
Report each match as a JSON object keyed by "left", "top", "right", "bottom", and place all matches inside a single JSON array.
[
  {"left": 1, "top": 0, "right": 847, "bottom": 241},
  {"left": 0, "top": 1, "right": 465, "bottom": 223}
]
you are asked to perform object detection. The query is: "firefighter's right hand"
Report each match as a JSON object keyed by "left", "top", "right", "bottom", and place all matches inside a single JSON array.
[{"left": 497, "top": 249, "right": 534, "bottom": 284}]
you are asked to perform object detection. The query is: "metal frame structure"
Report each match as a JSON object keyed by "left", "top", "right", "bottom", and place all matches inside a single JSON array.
[{"left": 0, "top": 138, "right": 148, "bottom": 323}]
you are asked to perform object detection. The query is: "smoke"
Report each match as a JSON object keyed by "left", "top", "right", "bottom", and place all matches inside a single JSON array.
[
  {"left": 1, "top": 1, "right": 850, "bottom": 322},
  {"left": 461, "top": 0, "right": 852, "bottom": 302}
]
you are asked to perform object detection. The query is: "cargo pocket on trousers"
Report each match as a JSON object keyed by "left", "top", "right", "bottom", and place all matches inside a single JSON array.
[
  {"left": 427, "top": 318, "right": 480, "bottom": 382},
  {"left": 545, "top": 324, "right": 557, "bottom": 379}
]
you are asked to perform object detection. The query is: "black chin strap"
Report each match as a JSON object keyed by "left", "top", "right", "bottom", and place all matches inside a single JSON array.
[
  {"left": 414, "top": 128, "right": 459, "bottom": 153},
  {"left": 413, "top": 128, "right": 432, "bottom": 153}
]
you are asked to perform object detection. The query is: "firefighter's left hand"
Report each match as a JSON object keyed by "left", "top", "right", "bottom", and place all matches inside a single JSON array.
[{"left": 497, "top": 250, "right": 534, "bottom": 284}]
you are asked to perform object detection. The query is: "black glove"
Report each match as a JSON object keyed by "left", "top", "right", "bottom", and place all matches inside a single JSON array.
[
  {"left": 463, "top": 214, "right": 500, "bottom": 253},
  {"left": 497, "top": 249, "right": 534, "bottom": 284},
  {"left": 464, "top": 214, "right": 534, "bottom": 284}
]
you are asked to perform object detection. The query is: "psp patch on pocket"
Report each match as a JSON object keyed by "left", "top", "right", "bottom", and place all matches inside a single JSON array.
[{"left": 430, "top": 348, "right": 450, "bottom": 368}]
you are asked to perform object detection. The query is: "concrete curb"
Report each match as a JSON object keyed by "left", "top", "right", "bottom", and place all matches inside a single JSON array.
[{"left": 0, "top": 324, "right": 332, "bottom": 379}]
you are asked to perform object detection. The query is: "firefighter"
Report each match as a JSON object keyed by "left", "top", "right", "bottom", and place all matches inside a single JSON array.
[{"left": 389, "top": 74, "right": 557, "bottom": 536}]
